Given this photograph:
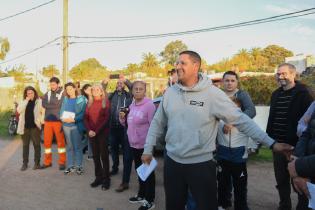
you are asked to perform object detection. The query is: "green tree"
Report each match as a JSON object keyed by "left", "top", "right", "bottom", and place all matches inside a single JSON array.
[
  {"left": 230, "top": 49, "right": 253, "bottom": 72},
  {"left": 7, "top": 65, "right": 31, "bottom": 83},
  {"left": 69, "top": 58, "right": 108, "bottom": 82},
  {"left": 209, "top": 45, "right": 294, "bottom": 73},
  {"left": 262, "top": 45, "right": 294, "bottom": 70},
  {"left": 0, "top": 37, "right": 10, "bottom": 60},
  {"left": 0, "top": 69, "right": 7, "bottom": 77},
  {"left": 41, "top": 65, "right": 60, "bottom": 78},
  {"left": 124, "top": 63, "right": 139, "bottom": 79},
  {"left": 209, "top": 58, "right": 231, "bottom": 72},
  {"left": 200, "top": 59, "right": 209, "bottom": 73},
  {"left": 250, "top": 47, "right": 269, "bottom": 72},
  {"left": 141, "top": 53, "right": 163, "bottom": 77},
  {"left": 160, "top": 40, "right": 188, "bottom": 66}
]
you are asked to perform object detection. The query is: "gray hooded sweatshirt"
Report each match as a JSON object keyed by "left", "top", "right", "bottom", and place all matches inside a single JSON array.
[{"left": 143, "top": 73, "right": 274, "bottom": 164}]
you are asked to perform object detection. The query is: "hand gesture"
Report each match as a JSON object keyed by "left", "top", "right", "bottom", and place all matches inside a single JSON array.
[
  {"left": 102, "top": 78, "right": 110, "bottom": 85},
  {"left": 119, "top": 111, "right": 126, "bottom": 120},
  {"left": 288, "top": 157, "right": 298, "bottom": 178},
  {"left": 119, "top": 74, "right": 126, "bottom": 82},
  {"left": 292, "top": 177, "right": 311, "bottom": 199},
  {"left": 223, "top": 124, "right": 233, "bottom": 134},
  {"left": 141, "top": 154, "right": 153, "bottom": 165},
  {"left": 272, "top": 143, "right": 294, "bottom": 160},
  {"left": 88, "top": 130, "right": 96, "bottom": 138}
]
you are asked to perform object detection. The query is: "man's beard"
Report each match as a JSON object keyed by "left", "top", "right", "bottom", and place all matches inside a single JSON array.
[{"left": 279, "top": 79, "right": 287, "bottom": 87}]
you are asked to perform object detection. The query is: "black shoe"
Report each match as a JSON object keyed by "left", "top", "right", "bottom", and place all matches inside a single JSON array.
[
  {"left": 33, "top": 163, "right": 43, "bottom": 170},
  {"left": 20, "top": 164, "right": 28, "bottom": 171},
  {"left": 40, "top": 164, "right": 52, "bottom": 169},
  {"left": 138, "top": 200, "right": 155, "bottom": 210},
  {"left": 129, "top": 195, "right": 145, "bottom": 204},
  {"left": 115, "top": 183, "right": 129, "bottom": 192},
  {"left": 110, "top": 169, "right": 118, "bottom": 176},
  {"left": 101, "top": 179, "right": 110, "bottom": 190},
  {"left": 76, "top": 166, "right": 83, "bottom": 175},
  {"left": 59, "top": 164, "right": 66, "bottom": 171},
  {"left": 64, "top": 166, "right": 76, "bottom": 175},
  {"left": 90, "top": 179, "right": 102, "bottom": 188}
]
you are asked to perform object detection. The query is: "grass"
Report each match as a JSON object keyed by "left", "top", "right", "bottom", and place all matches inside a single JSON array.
[
  {"left": 248, "top": 146, "right": 273, "bottom": 162},
  {"left": 0, "top": 110, "right": 13, "bottom": 139}
]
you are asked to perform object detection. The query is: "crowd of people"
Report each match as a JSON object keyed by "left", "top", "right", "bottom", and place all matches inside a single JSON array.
[{"left": 15, "top": 50, "right": 315, "bottom": 210}]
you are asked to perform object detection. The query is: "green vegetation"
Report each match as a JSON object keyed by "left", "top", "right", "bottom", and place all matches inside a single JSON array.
[
  {"left": 240, "top": 76, "right": 278, "bottom": 105},
  {"left": 41, "top": 64, "right": 60, "bottom": 78},
  {"left": 248, "top": 147, "right": 273, "bottom": 162},
  {"left": 209, "top": 45, "right": 293, "bottom": 73},
  {"left": 0, "top": 37, "right": 10, "bottom": 60},
  {"left": 0, "top": 110, "right": 12, "bottom": 138}
]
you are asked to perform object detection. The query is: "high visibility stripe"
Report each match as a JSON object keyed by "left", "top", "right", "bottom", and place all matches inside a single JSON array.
[
  {"left": 45, "top": 148, "right": 52, "bottom": 154},
  {"left": 58, "top": 148, "right": 66, "bottom": 153}
]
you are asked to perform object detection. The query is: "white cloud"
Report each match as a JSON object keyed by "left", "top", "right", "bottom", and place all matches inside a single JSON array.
[
  {"left": 290, "top": 24, "right": 315, "bottom": 36},
  {"left": 265, "top": 5, "right": 293, "bottom": 14}
]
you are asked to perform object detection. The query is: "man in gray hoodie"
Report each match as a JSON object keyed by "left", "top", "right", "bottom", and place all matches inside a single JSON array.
[{"left": 142, "top": 50, "right": 294, "bottom": 210}]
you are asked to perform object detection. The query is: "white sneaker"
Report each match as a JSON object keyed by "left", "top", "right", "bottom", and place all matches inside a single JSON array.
[{"left": 218, "top": 206, "right": 225, "bottom": 210}]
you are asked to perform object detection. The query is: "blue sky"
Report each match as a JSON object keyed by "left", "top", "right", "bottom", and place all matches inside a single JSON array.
[{"left": 0, "top": 0, "right": 314, "bottom": 73}]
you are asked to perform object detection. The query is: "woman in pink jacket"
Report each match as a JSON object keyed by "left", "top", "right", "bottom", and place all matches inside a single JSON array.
[{"left": 119, "top": 81, "right": 156, "bottom": 210}]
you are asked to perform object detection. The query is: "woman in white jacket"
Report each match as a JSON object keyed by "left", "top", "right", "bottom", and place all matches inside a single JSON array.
[{"left": 17, "top": 86, "right": 43, "bottom": 171}]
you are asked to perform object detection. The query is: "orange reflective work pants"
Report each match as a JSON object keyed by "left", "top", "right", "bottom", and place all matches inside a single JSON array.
[{"left": 43, "top": 121, "right": 66, "bottom": 166}]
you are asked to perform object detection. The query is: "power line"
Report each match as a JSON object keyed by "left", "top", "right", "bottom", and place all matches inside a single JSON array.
[
  {"left": 0, "top": 0, "right": 57, "bottom": 22},
  {"left": 69, "top": 11, "right": 315, "bottom": 44},
  {"left": 0, "top": 37, "right": 61, "bottom": 65},
  {"left": 68, "top": 7, "right": 315, "bottom": 40},
  {"left": 1, "top": 8, "right": 314, "bottom": 64}
]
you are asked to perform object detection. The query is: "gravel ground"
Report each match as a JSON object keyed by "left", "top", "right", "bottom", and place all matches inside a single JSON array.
[{"left": 0, "top": 139, "right": 298, "bottom": 210}]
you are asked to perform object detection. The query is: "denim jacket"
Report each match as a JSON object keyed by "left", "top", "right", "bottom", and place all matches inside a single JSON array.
[{"left": 60, "top": 95, "right": 87, "bottom": 133}]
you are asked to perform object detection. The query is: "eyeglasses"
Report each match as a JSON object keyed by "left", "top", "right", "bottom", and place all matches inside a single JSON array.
[
  {"left": 275, "top": 72, "right": 289, "bottom": 78},
  {"left": 175, "top": 60, "right": 187, "bottom": 66}
]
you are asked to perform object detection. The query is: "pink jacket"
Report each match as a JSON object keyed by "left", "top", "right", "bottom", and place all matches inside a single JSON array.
[{"left": 120, "top": 97, "right": 156, "bottom": 149}]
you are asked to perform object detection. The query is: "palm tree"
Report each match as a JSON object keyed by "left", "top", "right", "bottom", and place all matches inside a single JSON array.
[{"left": 141, "top": 53, "right": 159, "bottom": 70}]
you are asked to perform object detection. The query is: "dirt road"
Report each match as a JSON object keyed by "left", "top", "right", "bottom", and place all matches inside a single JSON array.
[{"left": 0, "top": 139, "right": 298, "bottom": 210}]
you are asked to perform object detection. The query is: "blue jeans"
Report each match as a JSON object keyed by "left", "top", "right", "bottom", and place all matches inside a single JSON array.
[
  {"left": 63, "top": 125, "right": 83, "bottom": 168},
  {"left": 186, "top": 191, "right": 197, "bottom": 210},
  {"left": 110, "top": 126, "right": 133, "bottom": 183}
]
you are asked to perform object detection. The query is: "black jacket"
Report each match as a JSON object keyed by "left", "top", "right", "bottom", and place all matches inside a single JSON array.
[
  {"left": 103, "top": 80, "right": 133, "bottom": 128},
  {"left": 294, "top": 111, "right": 315, "bottom": 180},
  {"left": 266, "top": 82, "right": 313, "bottom": 146}
]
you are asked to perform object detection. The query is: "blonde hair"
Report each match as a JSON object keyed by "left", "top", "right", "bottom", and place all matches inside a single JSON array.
[{"left": 88, "top": 84, "right": 108, "bottom": 108}]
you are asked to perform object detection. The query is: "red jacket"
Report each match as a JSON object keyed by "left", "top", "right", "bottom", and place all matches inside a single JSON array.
[{"left": 84, "top": 98, "right": 111, "bottom": 136}]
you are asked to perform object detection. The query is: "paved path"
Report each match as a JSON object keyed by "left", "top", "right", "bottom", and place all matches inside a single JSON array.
[{"left": 0, "top": 139, "right": 298, "bottom": 210}]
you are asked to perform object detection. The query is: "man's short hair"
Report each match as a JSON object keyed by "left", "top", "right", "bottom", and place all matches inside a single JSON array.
[
  {"left": 49, "top": 77, "right": 60, "bottom": 84},
  {"left": 223, "top": 71, "right": 239, "bottom": 81},
  {"left": 168, "top": 69, "right": 176, "bottom": 76},
  {"left": 278, "top": 63, "right": 296, "bottom": 73},
  {"left": 179, "top": 50, "right": 201, "bottom": 68}
]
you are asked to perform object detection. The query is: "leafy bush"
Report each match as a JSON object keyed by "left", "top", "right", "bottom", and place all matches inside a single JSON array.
[{"left": 240, "top": 76, "right": 277, "bottom": 105}]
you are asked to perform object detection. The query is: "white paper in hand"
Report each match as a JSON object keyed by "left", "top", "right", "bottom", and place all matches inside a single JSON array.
[
  {"left": 307, "top": 182, "right": 315, "bottom": 209},
  {"left": 61, "top": 111, "right": 75, "bottom": 120},
  {"left": 136, "top": 158, "right": 157, "bottom": 181}
]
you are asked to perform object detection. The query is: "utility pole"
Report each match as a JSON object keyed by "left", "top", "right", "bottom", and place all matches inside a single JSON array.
[{"left": 62, "top": 0, "right": 69, "bottom": 84}]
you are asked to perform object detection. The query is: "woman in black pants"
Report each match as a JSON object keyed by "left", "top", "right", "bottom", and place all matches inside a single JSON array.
[
  {"left": 17, "top": 86, "right": 43, "bottom": 171},
  {"left": 84, "top": 85, "right": 111, "bottom": 190}
]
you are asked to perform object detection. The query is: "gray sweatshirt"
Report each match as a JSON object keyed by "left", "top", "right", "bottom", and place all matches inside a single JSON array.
[{"left": 143, "top": 73, "right": 275, "bottom": 164}]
